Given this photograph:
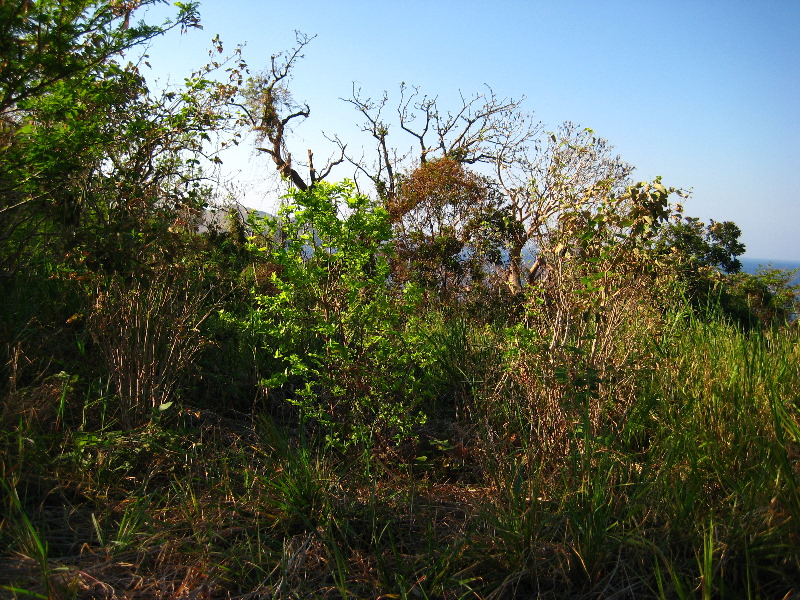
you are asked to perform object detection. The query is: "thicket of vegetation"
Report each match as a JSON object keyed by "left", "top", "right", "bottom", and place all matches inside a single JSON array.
[{"left": 2, "top": 3, "right": 799, "bottom": 598}]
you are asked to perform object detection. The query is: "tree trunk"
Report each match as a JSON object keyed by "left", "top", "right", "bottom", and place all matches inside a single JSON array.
[{"left": 506, "top": 242, "right": 524, "bottom": 293}]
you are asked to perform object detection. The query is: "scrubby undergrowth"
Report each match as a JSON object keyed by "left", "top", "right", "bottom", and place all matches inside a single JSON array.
[{"left": 2, "top": 312, "right": 799, "bottom": 599}]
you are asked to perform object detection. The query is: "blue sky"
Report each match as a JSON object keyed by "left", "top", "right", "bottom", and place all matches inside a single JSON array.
[{"left": 140, "top": 0, "right": 799, "bottom": 260}]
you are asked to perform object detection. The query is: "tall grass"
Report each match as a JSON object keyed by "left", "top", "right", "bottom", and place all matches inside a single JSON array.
[
  {"left": 3, "top": 287, "right": 800, "bottom": 597},
  {"left": 456, "top": 311, "right": 800, "bottom": 598}
]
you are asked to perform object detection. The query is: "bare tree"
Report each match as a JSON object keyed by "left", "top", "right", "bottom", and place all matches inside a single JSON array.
[
  {"left": 241, "top": 33, "right": 344, "bottom": 191},
  {"left": 334, "top": 83, "right": 539, "bottom": 203}
]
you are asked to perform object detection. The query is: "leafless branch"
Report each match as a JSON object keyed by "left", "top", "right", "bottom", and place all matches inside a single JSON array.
[
  {"left": 341, "top": 83, "right": 540, "bottom": 205},
  {"left": 243, "top": 32, "right": 341, "bottom": 190}
]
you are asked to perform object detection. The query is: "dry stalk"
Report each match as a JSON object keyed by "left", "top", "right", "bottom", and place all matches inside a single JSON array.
[{"left": 89, "top": 270, "right": 214, "bottom": 429}]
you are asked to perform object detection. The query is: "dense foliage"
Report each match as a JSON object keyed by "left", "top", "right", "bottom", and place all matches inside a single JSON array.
[{"left": 2, "top": 3, "right": 799, "bottom": 598}]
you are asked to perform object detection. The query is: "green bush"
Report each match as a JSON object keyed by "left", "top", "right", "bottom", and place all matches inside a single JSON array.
[{"left": 249, "top": 181, "right": 431, "bottom": 450}]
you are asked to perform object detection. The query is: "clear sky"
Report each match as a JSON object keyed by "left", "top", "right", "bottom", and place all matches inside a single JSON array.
[{"left": 139, "top": 0, "right": 799, "bottom": 260}]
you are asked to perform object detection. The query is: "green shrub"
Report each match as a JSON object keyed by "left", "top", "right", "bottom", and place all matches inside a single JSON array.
[{"left": 250, "top": 181, "right": 431, "bottom": 450}]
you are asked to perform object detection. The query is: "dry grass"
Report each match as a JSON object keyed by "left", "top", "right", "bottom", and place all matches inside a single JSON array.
[{"left": 3, "top": 319, "right": 800, "bottom": 599}]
